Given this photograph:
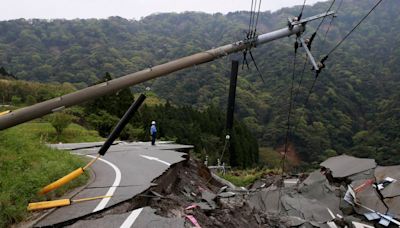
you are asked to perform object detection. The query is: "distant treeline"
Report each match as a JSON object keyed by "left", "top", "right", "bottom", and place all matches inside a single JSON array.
[{"left": 0, "top": 76, "right": 258, "bottom": 168}]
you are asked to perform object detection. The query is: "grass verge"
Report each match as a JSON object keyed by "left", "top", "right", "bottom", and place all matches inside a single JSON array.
[
  {"left": 0, "top": 123, "right": 93, "bottom": 228},
  {"left": 27, "top": 122, "right": 103, "bottom": 143},
  {"left": 219, "top": 168, "right": 280, "bottom": 187}
]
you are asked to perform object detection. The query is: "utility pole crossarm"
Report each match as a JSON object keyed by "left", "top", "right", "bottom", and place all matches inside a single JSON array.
[
  {"left": 291, "top": 11, "right": 335, "bottom": 26},
  {"left": 299, "top": 37, "right": 319, "bottom": 71},
  {"left": 0, "top": 12, "right": 333, "bottom": 130}
]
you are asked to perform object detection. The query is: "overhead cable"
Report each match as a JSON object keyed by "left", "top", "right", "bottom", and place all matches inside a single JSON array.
[
  {"left": 281, "top": 40, "right": 299, "bottom": 176},
  {"left": 253, "top": 0, "right": 262, "bottom": 38},
  {"left": 298, "top": 0, "right": 307, "bottom": 20},
  {"left": 322, "top": 0, "right": 384, "bottom": 60}
]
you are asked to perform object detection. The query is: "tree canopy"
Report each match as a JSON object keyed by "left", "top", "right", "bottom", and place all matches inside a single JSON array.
[{"left": 0, "top": 0, "right": 399, "bottom": 165}]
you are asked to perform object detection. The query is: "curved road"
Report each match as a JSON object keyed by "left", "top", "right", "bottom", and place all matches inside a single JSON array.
[{"left": 35, "top": 142, "right": 192, "bottom": 227}]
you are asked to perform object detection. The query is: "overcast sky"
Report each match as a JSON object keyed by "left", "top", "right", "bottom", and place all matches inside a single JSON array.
[{"left": 0, "top": 0, "right": 327, "bottom": 20}]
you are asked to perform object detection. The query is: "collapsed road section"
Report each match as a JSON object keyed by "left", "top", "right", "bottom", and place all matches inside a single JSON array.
[
  {"left": 248, "top": 155, "right": 400, "bottom": 227},
  {"left": 32, "top": 145, "right": 400, "bottom": 227},
  {"left": 33, "top": 141, "right": 192, "bottom": 227}
]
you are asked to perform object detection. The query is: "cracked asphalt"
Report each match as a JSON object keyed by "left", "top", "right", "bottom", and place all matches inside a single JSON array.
[{"left": 34, "top": 142, "right": 192, "bottom": 227}]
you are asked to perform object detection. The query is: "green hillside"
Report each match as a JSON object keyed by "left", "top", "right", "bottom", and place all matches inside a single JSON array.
[
  {"left": 0, "top": 123, "right": 92, "bottom": 227},
  {"left": 0, "top": 0, "right": 399, "bottom": 165}
]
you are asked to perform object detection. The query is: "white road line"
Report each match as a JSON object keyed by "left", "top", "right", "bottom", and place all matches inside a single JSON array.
[
  {"left": 327, "top": 207, "right": 335, "bottom": 219},
  {"left": 120, "top": 208, "right": 143, "bottom": 228},
  {"left": 140, "top": 155, "right": 171, "bottom": 166},
  {"left": 86, "top": 155, "right": 122, "bottom": 212}
]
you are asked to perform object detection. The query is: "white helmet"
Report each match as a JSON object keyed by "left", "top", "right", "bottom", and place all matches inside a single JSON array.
[{"left": 151, "top": 121, "right": 156, "bottom": 125}]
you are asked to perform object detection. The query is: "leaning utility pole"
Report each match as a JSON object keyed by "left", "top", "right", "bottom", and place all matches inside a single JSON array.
[{"left": 0, "top": 12, "right": 333, "bottom": 130}]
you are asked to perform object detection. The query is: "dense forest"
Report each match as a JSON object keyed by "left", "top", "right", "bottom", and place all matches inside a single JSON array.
[{"left": 0, "top": 0, "right": 399, "bottom": 165}]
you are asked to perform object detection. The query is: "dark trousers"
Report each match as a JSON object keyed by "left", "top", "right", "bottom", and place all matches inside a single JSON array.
[{"left": 151, "top": 133, "right": 156, "bottom": 145}]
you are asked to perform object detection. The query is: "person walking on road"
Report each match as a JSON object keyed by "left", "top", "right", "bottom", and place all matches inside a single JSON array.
[{"left": 150, "top": 121, "right": 157, "bottom": 145}]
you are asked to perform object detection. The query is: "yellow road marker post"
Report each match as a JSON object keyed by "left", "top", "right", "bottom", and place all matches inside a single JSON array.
[
  {"left": 39, "top": 154, "right": 100, "bottom": 194},
  {"left": 27, "top": 195, "right": 111, "bottom": 211}
]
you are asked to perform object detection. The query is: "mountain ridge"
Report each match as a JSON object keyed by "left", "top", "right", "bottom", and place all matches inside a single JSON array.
[{"left": 0, "top": 0, "right": 399, "bottom": 165}]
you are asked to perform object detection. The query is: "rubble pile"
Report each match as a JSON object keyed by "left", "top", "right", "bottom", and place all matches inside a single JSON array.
[
  {"left": 146, "top": 158, "right": 286, "bottom": 227},
  {"left": 248, "top": 155, "right": 400, "bottom": 227},
  {"left": 131, "top": 155, "right": 400, "bottom": 227}
]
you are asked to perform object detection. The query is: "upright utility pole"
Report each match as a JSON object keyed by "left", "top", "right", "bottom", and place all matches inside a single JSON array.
[
  {"left": 226, "top": 60, "right": 239, "bottom": 166},
  {"left": 0, "top": 12, "right": 334, "bottom": 130}
]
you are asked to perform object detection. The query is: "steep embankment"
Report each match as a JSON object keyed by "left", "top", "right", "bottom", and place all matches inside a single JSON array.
[{"left": 0, "top": 122, "right": 101, "bottom": 227}]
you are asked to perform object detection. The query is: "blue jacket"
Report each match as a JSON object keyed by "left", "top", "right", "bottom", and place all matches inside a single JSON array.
[{"left": 150, "top": 125, "right": 157, "bottom": 135}]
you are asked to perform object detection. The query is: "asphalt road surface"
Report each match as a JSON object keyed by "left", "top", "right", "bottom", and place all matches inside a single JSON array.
[{"left": 35, "top": 141, "right": 192, "bottom": 227}]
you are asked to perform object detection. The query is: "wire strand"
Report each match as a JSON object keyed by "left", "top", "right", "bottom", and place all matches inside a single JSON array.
[
  {"left": 325, "top": 0, "right": 383, "bottom": 57},
  {"left": 315, "top": 0, "right": 336, "bottom": 33},
  {"left": 298, "top": 0, "right": 307, "bottom": 20},
  {"left": 248, "top": 0, "right": 254, "bottom": 38},
  {"left": 253, "top": 0, "right": 262, "bottom": 38},
  {"left": 280, "top": 40, "right": 298, "bottom": 178}
]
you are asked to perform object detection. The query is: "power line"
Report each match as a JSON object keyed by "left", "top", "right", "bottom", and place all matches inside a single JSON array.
[
  {"left": 289, "top": 0, "right": 336, "bottom": 113},
  {"left": 291, "top": 0, "right": 384, "bottom": 133},
  {"left": 277, "top": 40, "right": 299, "bottom": 214},
  {"left": 292, "top": 57, "right": 308, "bottom": 105},
  {"left": 280, "top": 40, "right": 299, "bottom": 178},
  {"left": 315, "top": 0, "right": 336, "bottom": 33},
  {"left": 243, "top": 0, "right": 266, "bottom": 83},
  {"left": 247, "top": 0, "right": 254, "bottom": 38},
  {"left": 298, "top": 0, "right": 307, "bottom": 20},
  {"left": 253, "top": 0, "right": 262, "bottom": 38},
  {"left": 323, "top": 0, "right": 384, "bottom": 58},
  {"left": 250, "top": 0, "right": 258, "bottom": 38},
  {"left": 319, "top": 0, "right": 343, "bottom": 57}
]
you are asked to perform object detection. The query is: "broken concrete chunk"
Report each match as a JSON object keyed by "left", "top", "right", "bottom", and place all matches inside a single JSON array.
[
  {"left": 249, "top": 179, "right": 267, "bottom": 190},
  {"left": 248, "top": 188, "right": 281, "bottom": 212},
  {"left": 300, "top": 170, "right": 326, "bottom": 188},
  {"left": 196, "top": 202, "right": 214, "bottom": 211},
  {"left": 320, "top": 155, "right": 376, "bottom": 178},
  {"left": 200, "top": 190, "right": 218, "bottom": 210},
  {"left": 201, "top": 190, "right": 216, "bottom": 203},
  {"left": 281, "top": 194, "right": 336, "bottom": 223},
  {"left": 218, "top": 192, "right": 236, "bottom": 198},
  {"left": 348, "top": 168, "right": 375, "bottom": 182},
  {"left": 217, "top": 186, "right": 228, "bottom": 194},
  {"left": 374, "top": 165, "right": 400, "bottom": 198},
  {"left": 350, "top": 179, "right": 387, "bottom": 215}
]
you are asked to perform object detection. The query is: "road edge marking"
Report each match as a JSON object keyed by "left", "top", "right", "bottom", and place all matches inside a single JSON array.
[
  {"left": 120, "top": 208, "right": 143, "bottom": 228},
  {"left": 86, "top": 155, "right": 122, "bottom": 212},
  {"left": 140, "top": 155, "right": 171, "bottom": 166}
]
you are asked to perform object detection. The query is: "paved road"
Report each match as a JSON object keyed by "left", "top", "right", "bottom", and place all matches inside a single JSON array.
[
  {"left": 67, "top": 207, "right": 185, "bottom": 228},
  {"left": 35, "top": 142, "right": 192, "bottom": 227}
]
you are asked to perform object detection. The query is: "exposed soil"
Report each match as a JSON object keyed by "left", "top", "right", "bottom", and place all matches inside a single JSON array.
[{"left": 146, "top": 158, "right": 289, "bottom": 227}]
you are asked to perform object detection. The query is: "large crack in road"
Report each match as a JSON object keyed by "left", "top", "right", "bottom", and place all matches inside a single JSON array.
[{"left": 29, "top": 144, "right": 400, "bottom": 227}]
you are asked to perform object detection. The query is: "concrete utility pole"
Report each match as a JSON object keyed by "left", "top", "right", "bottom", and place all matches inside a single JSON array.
[{"left": 0, "top": 12, "right": 333, "bottom": 130}]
